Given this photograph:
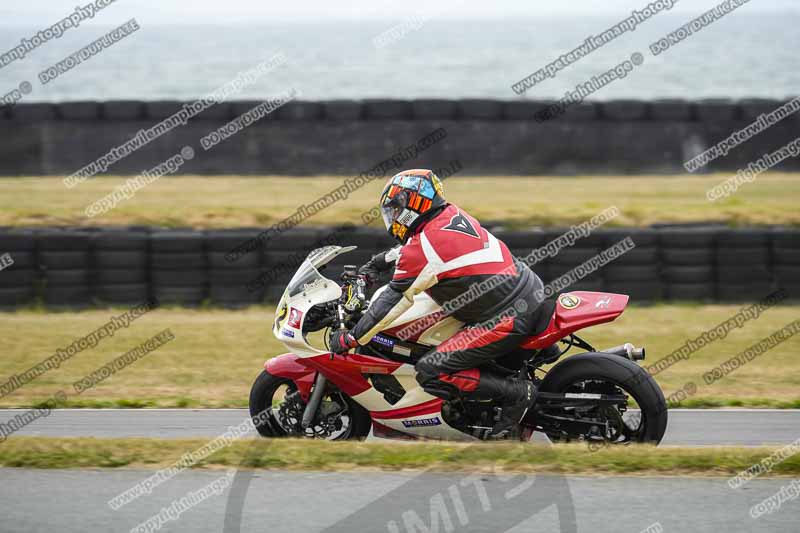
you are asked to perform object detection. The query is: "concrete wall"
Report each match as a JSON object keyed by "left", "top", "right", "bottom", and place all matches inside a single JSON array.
[{"left": 1, "top": 99, "right": 798, "bottom": 176}]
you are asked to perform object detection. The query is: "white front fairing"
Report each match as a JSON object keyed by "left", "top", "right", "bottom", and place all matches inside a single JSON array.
[
  {"left": 273, "top": 247, "right": 464, "bottom": 357},
  {"left": 272, "top": 245, "right": 472, "bottom": 440},
  {"left": 272, "top": 246, "right": 352, "bottom": 357}
]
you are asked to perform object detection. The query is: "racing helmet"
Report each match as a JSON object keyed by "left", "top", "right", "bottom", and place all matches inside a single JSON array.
[{"left": 379, "top": 169, "right": 446, "bottom": 243}]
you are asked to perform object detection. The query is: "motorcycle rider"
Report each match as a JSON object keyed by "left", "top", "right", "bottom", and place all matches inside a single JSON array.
[{"left": 328, "top": 169, "right": 546, "bottom": 435}]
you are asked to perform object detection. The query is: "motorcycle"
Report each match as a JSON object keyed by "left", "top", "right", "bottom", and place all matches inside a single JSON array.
[{"left": 249, "top": 245, "right": 668, "bottom": 444}]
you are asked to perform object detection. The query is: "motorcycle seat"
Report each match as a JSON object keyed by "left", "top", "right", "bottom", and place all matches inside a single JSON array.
[{"left": 529, "top": 299, "right": 556, "bottom": 337}]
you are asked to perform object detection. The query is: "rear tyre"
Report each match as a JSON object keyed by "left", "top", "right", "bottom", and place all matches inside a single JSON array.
[
  {"left": 539, "top": 352, "right": 668, "bottom": 444},
  {"left": 248, "top": 369, "right": 371, "bottom": 440}
]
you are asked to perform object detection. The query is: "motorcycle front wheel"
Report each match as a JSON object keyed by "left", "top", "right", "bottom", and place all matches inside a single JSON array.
[{"left": 248, "top": 370, "right": 372, "bottom": 440}]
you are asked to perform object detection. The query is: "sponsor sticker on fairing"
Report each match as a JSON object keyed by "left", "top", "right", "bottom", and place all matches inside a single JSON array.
[
  {"left": 402, "top": 417, "right": 442, "bottom": 428},
  {"left": 595, "top": 296, "right": 611, "bottom": 309},
  {"left": 371, "top": 334, "right": 396, "bottom": 348},
  {"left": 287, "top": 307, "right": 303, "bottom": 328},
  {"left": 559, "top": 293, "right": 581, "bottom": 309}
]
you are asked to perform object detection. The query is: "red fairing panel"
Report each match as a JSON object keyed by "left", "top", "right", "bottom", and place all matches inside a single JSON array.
[
  {"left": 299, "top": 353, "right": 403, "bottom": 397},
  {"left": 520, "top": 291, "right": 629, "bottom": 349},
  {"left": 371, "top": 421, "right": 419, "bottom": 440},
  {"left": 370, "top": 398, "right": 444, "bottom": 420},
  {"left": 265, "top": 354, "right": 316, "bottom": 401}
]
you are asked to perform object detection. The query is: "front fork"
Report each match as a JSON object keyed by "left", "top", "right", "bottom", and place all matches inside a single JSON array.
[{"left": 301, "top": 372, "right": 328, "bottom": 429}]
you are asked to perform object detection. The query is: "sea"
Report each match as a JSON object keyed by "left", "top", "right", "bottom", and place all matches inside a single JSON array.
[{"left": 0, "top": 12, "right": 798, "bottom": 103}]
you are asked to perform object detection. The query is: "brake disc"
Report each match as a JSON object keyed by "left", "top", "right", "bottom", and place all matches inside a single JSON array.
[{"left": 276, "top": 391, "right": 305, "bottom": 435}]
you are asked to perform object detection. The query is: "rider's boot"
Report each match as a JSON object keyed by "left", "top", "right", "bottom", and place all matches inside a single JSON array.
[{"left": 472, "top": 373, "right": 537, "bottom": 437}]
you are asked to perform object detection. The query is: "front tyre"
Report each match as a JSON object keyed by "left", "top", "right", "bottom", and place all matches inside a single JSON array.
[
  {"left": 248, "top": 369, "right": 371, "bottom": 440},
  {"left": 538, "top": 352, "right": 668, "bottom": 445}
]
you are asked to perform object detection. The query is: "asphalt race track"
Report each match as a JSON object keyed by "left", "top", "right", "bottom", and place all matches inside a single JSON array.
[
  {"left": 3, "top": 409, "right": 800, "bottom": 532},
  {"left": 3, "top": 408, "right": 799, "bottom": 446},
  {"left": 1, "top": 469, "right": 798, "bottom": 533}
]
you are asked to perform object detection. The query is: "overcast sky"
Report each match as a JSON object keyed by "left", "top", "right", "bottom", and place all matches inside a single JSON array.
[{"left": 3, "top": 0, "right": 797, "bottom": 24}]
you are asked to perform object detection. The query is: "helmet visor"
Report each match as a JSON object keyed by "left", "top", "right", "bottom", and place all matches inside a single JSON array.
[
  {"left": 380, "top": 190, "right": 407, "bottom": 231},
  {"left": 380, "top": 201, "right": 403, "bottom": 231}
]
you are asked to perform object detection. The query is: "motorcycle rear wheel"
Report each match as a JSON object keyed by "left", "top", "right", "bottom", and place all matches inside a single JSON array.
[{"left": 538, "top": 352, "right": 668, "bottom": 445}]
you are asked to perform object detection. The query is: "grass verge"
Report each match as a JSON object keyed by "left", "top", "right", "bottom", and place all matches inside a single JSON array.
[
  {"left": 1, "top": 437, "right": 798, "bottom": 477},
  {"left": 1, "top": 173, "right": 798, "bottom": 228},
  {"left": 25, "top": 397, "right": 800, "bottom": 410},
  {"left": 1, "top": 304, "right": 799, "bottom": 409}
]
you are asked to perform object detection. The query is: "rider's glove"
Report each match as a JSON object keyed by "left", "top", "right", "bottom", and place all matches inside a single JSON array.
[
  {"left": 358, "top": 247, "right": 399, "bottom": 287},
  {"left": 358, "top": 253, "right": 389, "bottom": 286},
  {"left": 329, "top": 329, "right": 359, "bottom": 354}
]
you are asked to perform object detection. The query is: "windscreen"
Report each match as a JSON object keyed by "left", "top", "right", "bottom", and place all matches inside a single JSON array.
[{"left": 286, "top": 259, "right": 328, "bottom": 298}]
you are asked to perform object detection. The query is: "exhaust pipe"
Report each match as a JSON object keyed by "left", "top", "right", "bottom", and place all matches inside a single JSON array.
[{"left": 602, "top": 343, "right": 645, "bottom": 361}]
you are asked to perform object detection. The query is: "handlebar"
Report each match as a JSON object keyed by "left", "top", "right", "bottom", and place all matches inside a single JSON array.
[
  {"left": 329, "top": 266, "right": 370, "bottom": 358},
  {"left": 340, "top": 264, "right": 368, "bottom": 314},
  {"left": 303, "top": 264, "right": 370, "bottom": 335}
]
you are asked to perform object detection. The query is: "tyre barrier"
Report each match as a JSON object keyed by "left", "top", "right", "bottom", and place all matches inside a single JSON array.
[
  {"left": 649, "top": 99, "right": 693, "bottom": 122},
  {"left": 457, "top": 99, "right": 504, "bottom": 120},
  {"left": 323, "top": 100, "right": 364, "bottom": 121},
  {"left": 659, "top": 228, "right": 716, "bottom": 301},
  {"left": 56, "top": 101, "right": 100, "bottom": 121},
  {"left": 150, "top": 230, "right": 206, "bottom": 307},
  {"left": 92, "top": 229, "right": 149, "bottom": 305},
  {"left": 144, "top": 101, "right": 185, "bottom": 120},
  {"left": 38, "top": 229, "right": 92, "bottom": 308},
  {"left": 207, "top": 230, "right": 264, "bottom": 308},
  {"left": 715, "top": 229, "right": 772, "bottom": 303},
  {"left": 412, "top": 99, "right": 458, "bottom": 120},
  {"left": 363, "top": 99, "right": 412, "bottom": 120},
  {"left": 0, "top": 229, "right": 37, "bottom": 308},
  {"left": 0, "top": 226, "right": 798, "bottom": 309},
  {"left": 4, "top": 98, "right": 800, "bottom": 176},
  {"left": 600, "top": 100, "right": 650, "bottom": 121},
  {"left": 772, "top": 228, "right": 800, "bottom": 300},
  {"left": 11, "top": 103, "right": 58, "bottom": 122},
  {"left": 102, "top": 101, "right": 145, "bottom": 121},
  {"left": 275, "top": 102, "right": 323, "bottom": 121}
]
